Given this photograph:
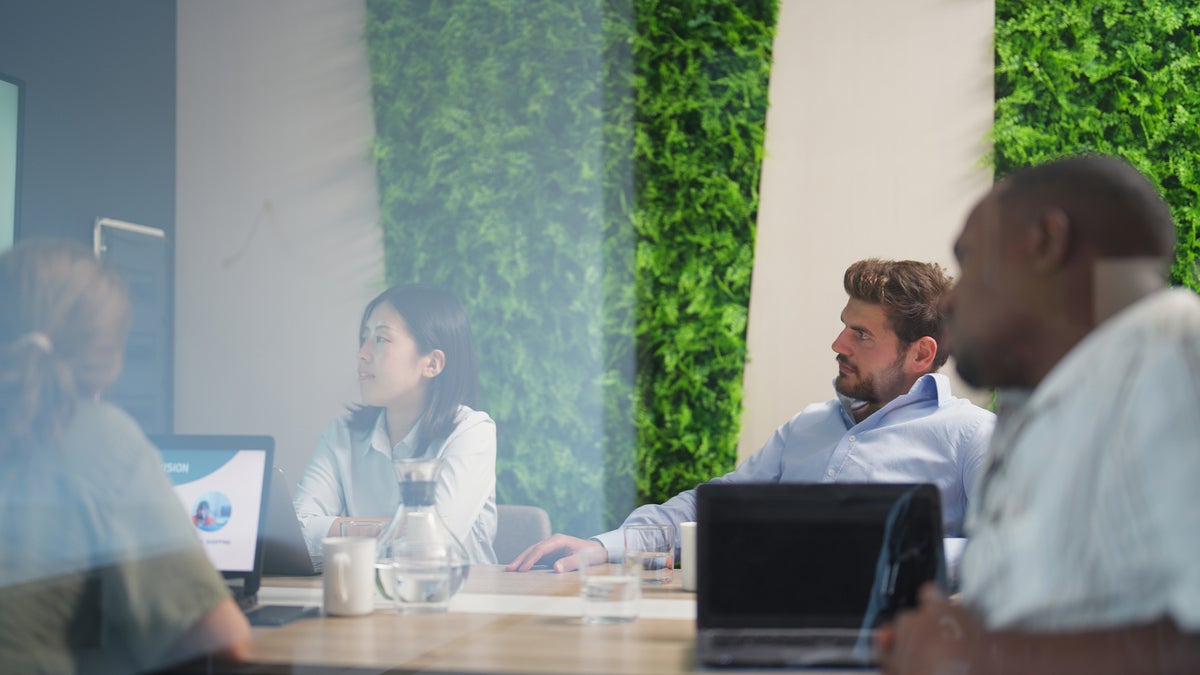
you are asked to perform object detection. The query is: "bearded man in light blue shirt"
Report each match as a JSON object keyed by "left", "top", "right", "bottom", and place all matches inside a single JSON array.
[{"left": 509, "top": 258, "right": 995, "bottom": 575}]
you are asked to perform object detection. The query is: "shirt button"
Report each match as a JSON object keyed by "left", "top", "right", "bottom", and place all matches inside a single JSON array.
[
  {"left": 848, "top": 435, "right": 857, "bottom": 442},
  {"left": 827, "top": 469, "right": 836, "bottom": 477}
]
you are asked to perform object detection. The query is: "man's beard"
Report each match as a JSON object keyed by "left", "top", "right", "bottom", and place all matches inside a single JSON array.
[{"left": 835, "top": 352, "right": 907, "bottom": 403}]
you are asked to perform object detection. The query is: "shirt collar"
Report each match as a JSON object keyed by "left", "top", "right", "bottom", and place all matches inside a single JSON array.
[
  {"left": 834, "top": 372, "right": 946, "bottom": 423},
  {"left": 1001, "top": 289, "right": 1179, "bottom": 421},
  {"left": 367, "top": 411, "right": 423, "bottom": 460},
  {"left": 925, "top": 371, "right": 952, "bottom": 405}
]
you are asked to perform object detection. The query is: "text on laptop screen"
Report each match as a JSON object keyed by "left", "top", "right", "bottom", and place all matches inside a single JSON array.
[{"left": 159, "top": 448, "right": 267, "bottom": 573}]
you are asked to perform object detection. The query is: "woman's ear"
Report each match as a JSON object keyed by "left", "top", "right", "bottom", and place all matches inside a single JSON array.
[{"left": 424, "top": 349, "right": 446, "bottom": 378}]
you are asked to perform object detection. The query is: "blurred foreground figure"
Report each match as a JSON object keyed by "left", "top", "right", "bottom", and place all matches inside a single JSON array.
[
  {"left": 881, "top": 154, "right": 1200, "bottom": 674},
  {"left": 0, "top": 238, "right": 249, "bottom": 674}
]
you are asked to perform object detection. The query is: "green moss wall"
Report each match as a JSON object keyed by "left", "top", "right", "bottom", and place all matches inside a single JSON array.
[
  {"left": 365, "top": 0, "right": 777, "bottom": 533},
  {"left": 995, "top": 0, "right": 1200, "bottom": 290}
]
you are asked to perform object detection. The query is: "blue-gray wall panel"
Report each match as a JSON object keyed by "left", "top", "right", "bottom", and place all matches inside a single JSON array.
[
  {"left": 0, "top": 0, "right": 176, "bottom": 432},
  {"left": 0, "top": 0, "right": 176, "bottom": 243}
]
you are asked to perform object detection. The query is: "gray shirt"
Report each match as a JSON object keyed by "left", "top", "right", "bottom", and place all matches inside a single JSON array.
[{"left": 0, "top": 401, "right": 230, "bottom": 674}]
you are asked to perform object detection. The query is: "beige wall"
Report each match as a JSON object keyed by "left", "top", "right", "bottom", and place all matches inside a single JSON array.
[
  {"left": 175, "top": 1, "right": 384, "bottom": 484},
  {"left": 739, "top": 0, "right": 995, "bottom": 458}
]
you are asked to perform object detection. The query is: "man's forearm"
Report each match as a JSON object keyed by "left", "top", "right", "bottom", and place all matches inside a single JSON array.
[{"left": 974, "top": 619, "right": 1200, "bottom": 675}]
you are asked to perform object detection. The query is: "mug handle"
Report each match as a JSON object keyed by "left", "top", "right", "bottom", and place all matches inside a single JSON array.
[{"left": 331, "top": 551, "right": 350, "bottom": 605}]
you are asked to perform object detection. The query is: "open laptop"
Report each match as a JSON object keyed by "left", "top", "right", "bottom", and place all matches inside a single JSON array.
[
  {"left": 695, "top": 482, "right": 947, "bottom": 668},
  {"left": 262, "top": 466, "right": 320, "bottom": 576},
  {"left": 150, "top": 434, "right": 273, "bottom": 610}
]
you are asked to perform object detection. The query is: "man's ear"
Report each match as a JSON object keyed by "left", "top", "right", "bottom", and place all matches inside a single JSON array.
[
  {"left": 1027, "top": 207, "right": 1071, "bottom": 272},
  {"left": 424, "top": 349, "right": 446, "bottom": 378},
  {"left": 907, "top": 336, "right": 938, "bottom": 374}
]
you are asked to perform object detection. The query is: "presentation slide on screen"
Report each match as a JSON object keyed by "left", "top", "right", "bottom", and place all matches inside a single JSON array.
[{"left": 161, "top": 449, "right": 266, "bottom": 572}]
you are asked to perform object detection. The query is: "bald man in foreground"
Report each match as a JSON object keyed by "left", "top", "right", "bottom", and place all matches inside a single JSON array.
[{"left": 880, "top": 154, "right": 1200, "bottom": 674}]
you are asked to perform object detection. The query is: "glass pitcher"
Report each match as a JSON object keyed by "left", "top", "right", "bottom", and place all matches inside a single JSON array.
[{"left": 375, "top": 457, "right": 470, "bottom": 613}]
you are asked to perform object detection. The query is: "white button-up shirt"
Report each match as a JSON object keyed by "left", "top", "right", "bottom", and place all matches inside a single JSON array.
[
  {"left": 961, "top": 288, "right": 1200, "bottom": 631},
  {"left": 294, "top": 405, "right": 497, "bottom": 565}
]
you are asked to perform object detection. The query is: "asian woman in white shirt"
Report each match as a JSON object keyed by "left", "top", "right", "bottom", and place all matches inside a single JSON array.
[{"left": 294, "top": 284, "right": 497, "bottom": 565}]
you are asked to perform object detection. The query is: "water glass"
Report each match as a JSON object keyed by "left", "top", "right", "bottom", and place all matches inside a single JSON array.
[
  {"left": 623, "top": 523, "right": 675, "bottom": 585},
  {"left": 340, "top": 520, "right": 384, "bottom": 539},
  {"left": 576, "top": 548, "right": 639, "bottom": 624}
]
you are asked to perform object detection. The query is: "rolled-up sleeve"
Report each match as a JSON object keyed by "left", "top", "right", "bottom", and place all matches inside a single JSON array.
[{"left": 594, "top": 418, "right": 791, "bottom": 561}]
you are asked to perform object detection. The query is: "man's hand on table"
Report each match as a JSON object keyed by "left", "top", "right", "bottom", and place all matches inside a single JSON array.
[
  {"left": 878, "top": 583, "right": 984, "bottom": 675},
  {"left": 506, "top": 534, "right": 606, "bottom": 573}
]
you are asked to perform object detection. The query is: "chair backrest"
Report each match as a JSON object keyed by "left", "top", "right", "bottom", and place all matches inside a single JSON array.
[{"left": 494, "top": 504, "right": 552, "bottom": 565}]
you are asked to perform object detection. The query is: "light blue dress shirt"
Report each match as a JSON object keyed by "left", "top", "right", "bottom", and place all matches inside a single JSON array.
[{"left": 593, "top": 373, "right": 994, "bottom": 572}]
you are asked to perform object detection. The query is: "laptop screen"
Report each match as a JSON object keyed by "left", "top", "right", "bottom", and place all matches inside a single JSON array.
[
  {"left": 151, "top": 435, "right": 273, "bottom": 577},
  {"left": 696, "top": 483, "right": 945, "bottom": 630}
]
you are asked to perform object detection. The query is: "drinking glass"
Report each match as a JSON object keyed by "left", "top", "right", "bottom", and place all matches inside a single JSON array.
[
  {"left": 623, "top": 523, "right": 675, "bottom": 585},
  {"left": 576, "top": 547, "right": 639, "bottom": 624},
  {"left": 340, "top": 520, "right": 383, "bottom": 538}
]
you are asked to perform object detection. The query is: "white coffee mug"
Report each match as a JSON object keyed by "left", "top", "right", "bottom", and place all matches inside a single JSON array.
[
  {"left": 679, "top": 521, "right": 697, "bottom": 592},
  {"left": 323, "top": 536, "right": 376, "bottom": 616}
]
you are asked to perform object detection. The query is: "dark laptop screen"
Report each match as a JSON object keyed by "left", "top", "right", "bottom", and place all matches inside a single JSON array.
[{"left": 696, "top": 483, "right": 945, "bottom": 629}]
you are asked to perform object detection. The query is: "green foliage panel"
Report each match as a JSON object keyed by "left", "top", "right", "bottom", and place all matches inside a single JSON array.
[
  {"left": 995, "top": 0, "right": 1200, "bottom": 290},
  {"left": 364, "top": 0, "right": 775, "bottom": 533},
  {"left": 366, "top": 0, "right": 631, "bottom": 535},
  {"left": 631, "top": 0, "right": 777, "bottom": 503}
]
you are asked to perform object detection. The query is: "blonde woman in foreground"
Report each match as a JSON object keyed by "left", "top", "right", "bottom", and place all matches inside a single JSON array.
[{"left": 0, "top": 238, "right": 249, "bottom": 674}]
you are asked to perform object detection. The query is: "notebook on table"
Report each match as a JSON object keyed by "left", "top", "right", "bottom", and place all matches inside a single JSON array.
[{"left": 695, "top": 482, "right": 947, "bottom": 669}]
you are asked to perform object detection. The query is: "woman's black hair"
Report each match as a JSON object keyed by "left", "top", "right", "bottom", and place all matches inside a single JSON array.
[{"left": 347, "top": 284, "right": 480, "bottom": 453}]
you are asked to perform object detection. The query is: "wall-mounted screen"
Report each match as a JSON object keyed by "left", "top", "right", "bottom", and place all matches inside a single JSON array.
[{"left": 0, "top": 73, "right": 21, "bottom": 251}]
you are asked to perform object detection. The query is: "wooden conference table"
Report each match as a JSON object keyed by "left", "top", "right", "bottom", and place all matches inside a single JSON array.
[{"left": 201, "top": 565, "right": 875, "bottom": 674}]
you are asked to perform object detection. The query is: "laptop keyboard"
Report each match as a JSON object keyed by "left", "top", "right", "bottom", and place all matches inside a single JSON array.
[
  {"left": 708, "top": 630, "right": 865, "bottom": 650},
  {"left": 701, "top": 629, "right": 876, "bottom": 667}
]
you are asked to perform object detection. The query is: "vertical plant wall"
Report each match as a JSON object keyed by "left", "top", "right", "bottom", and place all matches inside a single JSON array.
[
  {"left": 994, "top": 0, "right": 1200, "bottom": 290},
  {"left": 365, "top": 0, "right": 630, "bottom": 535},
  {"left": 630, "top": 0, "right": 777, "bottom": 504},
  {"left": 364, "top": 0, "right": 776, "bottom": 533}
]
